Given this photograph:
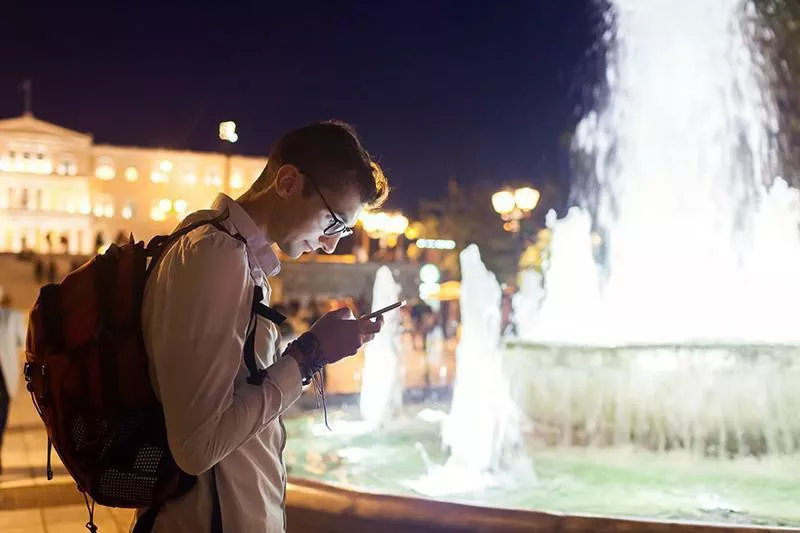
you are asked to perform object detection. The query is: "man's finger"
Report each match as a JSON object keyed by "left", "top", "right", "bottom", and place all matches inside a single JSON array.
[{"left": 358, "top": 318, "right": 383, "bottom": 335}]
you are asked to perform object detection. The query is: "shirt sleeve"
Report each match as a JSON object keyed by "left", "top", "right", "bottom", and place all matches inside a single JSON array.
[{"left": 142, "top": 230, "right": 303, "bottom": 476}]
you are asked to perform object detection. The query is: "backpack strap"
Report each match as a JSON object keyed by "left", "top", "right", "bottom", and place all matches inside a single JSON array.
[
  {"left": 145, "top": 209, "right": 245, "bottom": 276},
  {"left": 243, "top": 285, "right": 286, "bottom": 386}
]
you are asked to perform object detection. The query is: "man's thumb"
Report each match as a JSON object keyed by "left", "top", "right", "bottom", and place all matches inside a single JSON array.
[{"left": 330, "top": 307, "right": 354, "bottom": 319}]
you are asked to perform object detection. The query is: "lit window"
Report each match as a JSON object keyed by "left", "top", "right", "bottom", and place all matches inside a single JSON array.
[
  {"left": 205, "top": 171, "right": 222, "bottom": 186},
  {"left": 150, "top": 206, "right": 166, "bottom": 222},
  {"left": 159, "top": 160, "right": 173, "bottom": 173},
  {"left": 124, "top": 166, "right": 139, "bottom": 182},
  {"left": 158, "top": 198, "right": 172, "bottom": 212},
  {"left": 93, "top": 204, "right": 104, "bottom": 217},
  {"left": 103, "top": 204, "right": 114, "bottom": 218},
  {"left": 174, "top": 199, "right": 188, "bottom": 214},
  {"left": 79, "top": 198, "right": 91, "bottom": 215},
  {"left": 58, "top": 159, "right": 77, "bottom": 176},
  {"left": 150, "top": 172, "right": 168, "bottom": 183},
  {"left": 121, "top": 203, "right": 134, "bottom": 220},
  {"left": 230, "top": 171, "right": 243, "bottom": 189},
  {"left": 182, "top": 172, "right": 197, "bottom": 185},
  {"left": 95, "top": 158, "right": 115, "bottom": 180}
]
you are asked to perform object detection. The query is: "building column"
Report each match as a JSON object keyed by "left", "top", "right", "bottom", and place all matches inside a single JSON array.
[
  {"left": 12, "top": 228, "right": 23, "bottom": 252},
  {"left": 68, "top": 228, "right": 79, "bottom": 255}
]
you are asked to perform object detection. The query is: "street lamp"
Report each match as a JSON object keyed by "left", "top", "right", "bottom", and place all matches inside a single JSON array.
[
  {"left": 491, "top": 186, "right": 539, "bottom": 233},
  {"left": 359, "top": 211, "right": 409, "bottom": 257},
  {"left": 219, "top": 121, "right": 238, "bottom": 143}
]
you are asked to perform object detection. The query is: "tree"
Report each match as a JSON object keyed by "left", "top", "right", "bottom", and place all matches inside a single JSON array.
[
  {"left": 755, "top": 0, "right": 800, "bottom": 184},
  {"left": 418, "top": 180, "right": 525, "bottom": 284}
]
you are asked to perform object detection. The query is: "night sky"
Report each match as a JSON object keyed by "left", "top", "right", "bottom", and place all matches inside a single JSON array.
[{"left": 1, "top": 1, "right": 606, "bottom": 211}]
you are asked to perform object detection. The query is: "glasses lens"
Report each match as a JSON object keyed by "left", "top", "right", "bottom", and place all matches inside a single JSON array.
[{"left": 324, "top": 221, "right": 353, "bottom": 237}]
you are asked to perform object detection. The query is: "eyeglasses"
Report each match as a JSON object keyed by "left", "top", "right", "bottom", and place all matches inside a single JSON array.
[{"left": 301, "top": 170, "right": 355, "bottom": 237}]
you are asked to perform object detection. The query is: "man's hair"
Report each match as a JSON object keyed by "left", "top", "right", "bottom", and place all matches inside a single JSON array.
[{"left": 254, "top": 120, "right": 388, "bottom": 209}]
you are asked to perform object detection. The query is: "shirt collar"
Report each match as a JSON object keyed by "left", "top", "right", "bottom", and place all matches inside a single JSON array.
[{"left": 211, "top": 193, "right": 281, "bottom": 276}]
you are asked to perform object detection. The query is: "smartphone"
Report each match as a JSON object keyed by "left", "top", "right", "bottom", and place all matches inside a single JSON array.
[{"left": 360, "top": 300, "right": 406, "bottom": 320}]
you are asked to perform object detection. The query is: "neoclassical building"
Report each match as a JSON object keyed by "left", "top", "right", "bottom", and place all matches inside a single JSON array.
[{"left": 0, "top": 113, "right": 266, "bottom": 255}]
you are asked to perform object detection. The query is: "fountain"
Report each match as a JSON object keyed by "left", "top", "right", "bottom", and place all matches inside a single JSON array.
[
  {"left": 508, "top": 0, "right": 800, "bottom": 457},
  {"left": 360, "top": 266, "right": 404, "bottom": 428},
  {"left": 406, "top": 246, "right": 530, "bottom": 496},
  {"left": 281, "top": 0, "right": 800, "bottom": 529}
]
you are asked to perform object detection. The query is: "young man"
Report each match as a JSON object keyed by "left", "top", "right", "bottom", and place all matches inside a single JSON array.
[{"left": 136, "top": 121, "right": 388, "bottom": 532}]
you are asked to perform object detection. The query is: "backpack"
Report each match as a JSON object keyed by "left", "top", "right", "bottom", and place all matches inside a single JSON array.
[{"left": 23, "top": 210, "right": 286, "bottom": 532}]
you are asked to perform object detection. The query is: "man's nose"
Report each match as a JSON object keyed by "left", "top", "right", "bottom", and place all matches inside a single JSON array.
[{"left": 319, "top": 234, "right": 341, "bottom": 254}]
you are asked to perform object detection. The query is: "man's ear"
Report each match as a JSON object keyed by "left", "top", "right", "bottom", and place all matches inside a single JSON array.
[{"left": 274, "top": 164, "right": 303, "bottom": 199}]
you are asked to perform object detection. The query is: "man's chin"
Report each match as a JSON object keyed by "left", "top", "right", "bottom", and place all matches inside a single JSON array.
[{"left": 276, "top": 242, "right": 304, "bottom": 259}]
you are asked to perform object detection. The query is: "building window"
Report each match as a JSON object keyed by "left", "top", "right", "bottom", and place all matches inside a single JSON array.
[
  {"left": 230, "top": 170, "right": 244, "bottom": 190},
  {"left": 95, "top": 157, "right": 115, "bottom": 180},
  {"left": 121, "top": 202, "right": 135, "bottom": 220},
  {"left": 205, "top": 170, "right": 222, "bottom": 186},
  {"left": 181, "top": 171, "right": 197, "bottom": 185},
  {"left": 174, "top": 199, "right": 188, "bottom": 220},
  {"left": 124, "top": 166, "right": 139, "bottom": 182},
  {"left": 57, "top": 158, "right": 77, "bottom": 176}
]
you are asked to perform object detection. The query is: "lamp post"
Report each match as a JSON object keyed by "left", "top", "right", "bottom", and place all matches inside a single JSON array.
[
  {"left": 491, "top": 186, "right": 539, "bottom": 233},
  {"left": 492, "top": 186, "right": 540, "bottom": 265},
  {"left": 219, "top": 121, "right": 238, "bottom": 195},
  {"left": 358, "top": 211, "right": 409, "bottom": 260}
]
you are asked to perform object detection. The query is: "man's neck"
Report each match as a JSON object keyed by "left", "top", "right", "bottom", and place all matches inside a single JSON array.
[{"left": 235, "top": 187, "right": 280, "bottom": 244}]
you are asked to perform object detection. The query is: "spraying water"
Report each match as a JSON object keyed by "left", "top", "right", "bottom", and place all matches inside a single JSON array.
[
  {"left": 536, "top": 0, "right": 800, "bottom": 345},
  {"left": 360, "top": 266, "right": 404, "bottom": 428},
  {"left": 442, "top": 246, "right": 527, "bottom": 473}
]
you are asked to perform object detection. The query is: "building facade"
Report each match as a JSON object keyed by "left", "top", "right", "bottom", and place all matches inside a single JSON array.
[{"left": 0, "top": 113, "right": 266, "bottom": 254}]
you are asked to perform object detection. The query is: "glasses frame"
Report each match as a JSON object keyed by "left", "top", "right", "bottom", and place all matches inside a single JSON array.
[{"left": 301, "top": 170, "right": 355, "bottom": 237}]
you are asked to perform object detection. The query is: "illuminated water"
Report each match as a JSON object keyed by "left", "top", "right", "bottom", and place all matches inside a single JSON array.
[
  {"left": 537, "top": 0, "right": 800, "bottom": 345},
  {"left": 359, "top": 266, "right": 404, "bottom": 428},
  {"left": 286, "top": 0, "right": 800, "bottom": 527}
]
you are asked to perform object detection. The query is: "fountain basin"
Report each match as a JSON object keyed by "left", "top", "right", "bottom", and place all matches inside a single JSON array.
[
  {"left": 285, "top": 476, "right": 798, "bottom": 533},
  {"left": 284, "top": 404, "right": 800, "bottom": 529},
  {"left": 504, "top": 341, "right": 800, "bottom": 456}
]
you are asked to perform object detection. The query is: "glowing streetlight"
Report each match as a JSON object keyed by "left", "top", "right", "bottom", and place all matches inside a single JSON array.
[
  {"left": 358, "top": 211, "right": 409, "bottom": 252},
  {"left": 491, "top": 186, "right": 540, "bottom": 233},
  {"left": 219, "top": 121, "right": 238, "bottom": 143},
  {"left": 491, "top": 190, "right": 515, "bottom": 215},
  {"left": 514, "top": 187, "right": 540, "bottom": 211}
]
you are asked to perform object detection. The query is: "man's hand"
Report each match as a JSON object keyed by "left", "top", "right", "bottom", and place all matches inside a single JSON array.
[{"left": 308, "top": 307, "right": 384, "bottom": 364}]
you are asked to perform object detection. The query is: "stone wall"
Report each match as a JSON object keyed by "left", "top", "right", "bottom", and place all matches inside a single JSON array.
[{"left": 273, "top": 261, "right": 420, "bottom": 303}]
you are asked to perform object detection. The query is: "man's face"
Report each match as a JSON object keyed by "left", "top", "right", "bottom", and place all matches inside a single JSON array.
[{"left": 274, "top": 167, "right": 363, "bottom": 259}]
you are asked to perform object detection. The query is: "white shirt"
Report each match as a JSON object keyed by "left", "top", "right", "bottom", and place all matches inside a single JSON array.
[{"left": 137, "top": 193, "right": 303, "bottom": 533}]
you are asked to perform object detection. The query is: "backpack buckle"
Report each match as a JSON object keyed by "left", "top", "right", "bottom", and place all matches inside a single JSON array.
[
  {"left": 23, "top": 362, "right": 32, "bottom": 382},
  {"left": 246, "top": 369, "right": 267, "bottom": 386}
]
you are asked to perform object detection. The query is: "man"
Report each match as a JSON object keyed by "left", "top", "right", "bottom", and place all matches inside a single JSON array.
[
  {"left": 136, "top": 121, "right": 388, "bottom": 532},
  {"left": 0, "top": 292, "right": 24, "bottom": 475}
]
